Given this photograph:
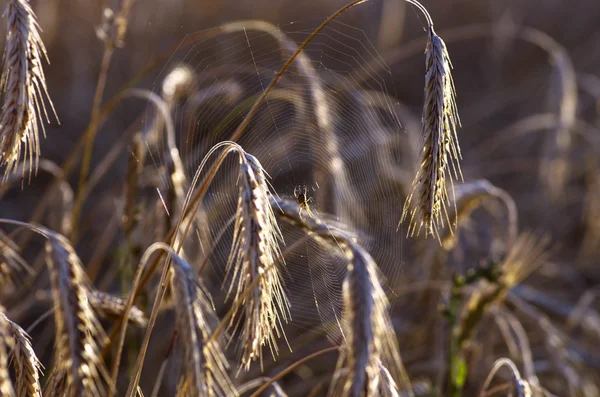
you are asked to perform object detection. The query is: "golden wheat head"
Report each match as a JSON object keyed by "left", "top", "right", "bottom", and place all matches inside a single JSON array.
[
  {"left": 0, "top": 0, "right": 56, "bottom": 179},
  {"left": 225, "top": 149, "right": 289, "bottom": 371},
  {"left": 401, "top": 26, "right": 462, "bottom": 239}
]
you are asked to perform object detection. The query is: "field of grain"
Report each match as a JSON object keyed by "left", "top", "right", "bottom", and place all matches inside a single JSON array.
[{"left": 0, "top": 0, "right": 599, "bottom": 396}]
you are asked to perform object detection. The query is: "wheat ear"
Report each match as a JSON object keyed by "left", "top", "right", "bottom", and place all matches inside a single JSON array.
[
  {"left": 225, "top": 148, "right": 289, "bottom": 371},
  {"left": 271, "top": 197, "right": 412, "bottom": 397},
  {"left": 0, "top": 311, "right": 43, "bottom": 397},
  {"left": 44, "top": 233, "right": 109, "bottom": 396},
  {"left": 170, "top": 253, "right": 236, "bottom": 397},
  {"left": 0, "top": 309, "right": 15, "bottom": 397},
  {"left": 401, "top": 17, "right": 461, "bottom": 238},
  {"left": 0, "top": 0, "right": 56, "bottom": 178}
]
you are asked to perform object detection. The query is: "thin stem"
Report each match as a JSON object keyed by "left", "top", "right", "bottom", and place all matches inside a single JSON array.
[
  {"left": 248, "top": 346, "right": 339, "bottom": 397},
  {"left": 72, "top": 47, "right": 115, "bottom": 240}
]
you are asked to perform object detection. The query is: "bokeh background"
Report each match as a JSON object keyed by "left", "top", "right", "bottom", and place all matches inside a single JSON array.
[{"left": 1, "top": 0, "right": 600, "bottom": 395}]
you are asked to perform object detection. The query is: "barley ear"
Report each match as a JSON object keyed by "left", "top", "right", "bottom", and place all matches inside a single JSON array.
[
  {"left": 0, "top": 311, "right": 43, "bottom": 397},
  {"left": 44, "top": 233, "right": 109, "bottom": 396},
  {"left": 401, "top": 26, "right": 462, "bottom": 239},
  {"left": 225, "top": 147, "right": 289, "bottom": 371},
  {"left": 170, "top": 253, "right": 237, "bottom": 397},
  {"left": 0, "top": 0, "right": 57, "bottom": 179}
]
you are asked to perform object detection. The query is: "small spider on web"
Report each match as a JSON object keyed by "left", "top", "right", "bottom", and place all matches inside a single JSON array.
[{"left": 293, "top": 184, "right": 316, "bottom": 220}]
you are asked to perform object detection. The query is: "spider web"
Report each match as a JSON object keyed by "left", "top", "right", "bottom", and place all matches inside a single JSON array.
[{"left": 143, "top": 14, "right": 423, "bottom": 354}]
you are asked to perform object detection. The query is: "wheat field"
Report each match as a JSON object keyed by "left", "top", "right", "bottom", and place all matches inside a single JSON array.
[{"left": 0, "top": 0, "right": 599, "bottom": 396}]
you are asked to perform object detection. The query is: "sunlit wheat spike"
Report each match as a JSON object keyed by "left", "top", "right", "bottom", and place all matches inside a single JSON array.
[
  {"left": 330, "top": 243, "right": 411, "bottom": 397},
  {"left": 0, "top": 309, "right": 16, "bottom": 397},
  {"left": 401, "top": 26, "right": 461, "bottom": 239},
  {"left": 0, "top": 311, "right": 43, "bottom": 397},
  {"left": 225, "top": 148, "right": 289, "bottom": 371},
  {"left": 44, "top": 232, "right": 108, "bottom": 396},
  {"left": 88, "top": 290, "right": 148, "bottom": 328},
  {"left": 0, "top": 0, "right": 56, "bottom": 179},
  {"left": 170, "top": 253, "right": 236, "bottom": 397}
]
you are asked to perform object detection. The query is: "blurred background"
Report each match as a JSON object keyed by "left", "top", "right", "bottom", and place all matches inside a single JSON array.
[{"left": 2, "top": 0, "right": 600, "bottom": 395}]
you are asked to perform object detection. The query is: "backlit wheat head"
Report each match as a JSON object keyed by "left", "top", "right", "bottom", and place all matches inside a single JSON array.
[
  {"left": 401, "top": 25, "right": 462, "bottom": 238},
  {"left": 225, "top": 147, "right": 289, "bottom": 371},
  {"left": 0, "top": 0, "right": 55, "bottom": 178}
]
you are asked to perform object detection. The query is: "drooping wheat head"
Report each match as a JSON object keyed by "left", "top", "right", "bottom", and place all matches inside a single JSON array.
[
  {"left": 330, "top": 243, "right": 410, "bottom": 397},
  {"left": 0, "top": 311, "right": 43, "bottom": 397},
  {"left": 44, "top": 233, "right": 108, "bottom": 396},
  {"left": 225, "top": 149, "right": 289, "bottom": 371},
  {"left": 170, "top": 253, "right": 236, "bottom": 397},
  {"left": 269, "top": 196, "right": 410, "bottom": 396},
  {"left": 401, "top": 25, "right": 461, "bottom": 238},
  {"left": 0, "top": 0, "right": 56, "bottom": 178}
]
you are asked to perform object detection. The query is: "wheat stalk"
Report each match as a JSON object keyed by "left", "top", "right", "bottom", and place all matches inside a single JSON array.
[
  {"left": 0, "top": 0, "right": 56, "bottom": 178},
  {"left": 225, "top": 147, "right": 289, "bottom": 371},
  {"left": 401, "top": 15, "right": 461, "bottom": 238},
  {"left": 0, "top": 311, "right": 43, "bottom": 397},
  {"left": 44, "top": 232, "right": 109, "bottom": 396},
  {"left": 170, "top": 253, "right": 236, "bottom": 397}
]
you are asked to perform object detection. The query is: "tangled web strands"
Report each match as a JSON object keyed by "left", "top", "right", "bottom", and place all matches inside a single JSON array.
[
  {"left": 160, "top": 18, "right": 415, "bottom": 334},
  {"left": 0, "top": 0, "right": 56, "bottom": 178},
  {"left": 402, "top": 26, "right": 462, "bottom": 239}
]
